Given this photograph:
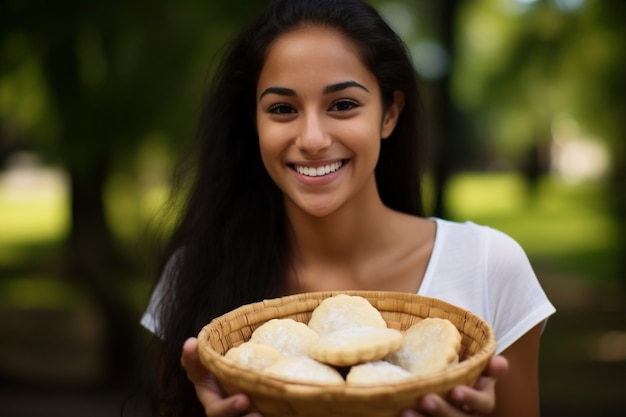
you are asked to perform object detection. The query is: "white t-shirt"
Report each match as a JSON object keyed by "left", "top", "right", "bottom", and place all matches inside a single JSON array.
[
  {"left": 418, "top": 218, "right": 555, "bottom": 354},
  {"left": 141, "top": 218, "right": 555, "bottom": 354}
]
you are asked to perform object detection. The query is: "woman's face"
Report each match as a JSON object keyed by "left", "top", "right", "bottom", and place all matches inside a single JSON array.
[{"left": 256, "top": 26, "right": 403, "bottom": 218}]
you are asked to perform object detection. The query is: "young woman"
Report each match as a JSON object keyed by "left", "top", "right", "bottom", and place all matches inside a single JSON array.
[{"left": 141, "top": 0, "right": 555, "bottom": 416}]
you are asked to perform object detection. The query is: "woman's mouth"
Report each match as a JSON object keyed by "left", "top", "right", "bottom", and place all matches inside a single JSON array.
[{"left": 292, "top": 160, "right": 345, "bottom": 177}]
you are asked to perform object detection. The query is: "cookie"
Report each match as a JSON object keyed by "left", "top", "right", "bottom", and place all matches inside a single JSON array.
[
  {"left": 346, "top": 360, "right": 414, "bottom": 384},
  {"left": 308, "top": 326, "right": 403, "bottom": 366},
  {"left": 308, "top": 294, "right": 387, "bottom": 336},
  {"left": 385, "top": 318, "right": 462, "bottom": 376},
  {"left": 223, "top": 341, "right": 285, "bottom": 371},
  {"left": 250, "top": 318, "right": 320, "bottom": 357},
  {"left": 262, "top": 356, "right": 345, "bottom": 385}
]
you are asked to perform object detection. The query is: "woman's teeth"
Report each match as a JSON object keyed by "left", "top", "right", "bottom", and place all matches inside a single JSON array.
[{"left": 294, "top": 161, "right": 343, "bottom": 177}]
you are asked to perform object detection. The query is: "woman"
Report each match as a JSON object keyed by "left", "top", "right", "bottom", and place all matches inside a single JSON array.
[{"left": 141, "top": 0, "right": 555, "bottom": 416}]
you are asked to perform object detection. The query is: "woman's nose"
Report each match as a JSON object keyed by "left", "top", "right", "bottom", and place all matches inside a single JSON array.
[{"left": 296, "top": 113, "right": 332, "bottom": 154}]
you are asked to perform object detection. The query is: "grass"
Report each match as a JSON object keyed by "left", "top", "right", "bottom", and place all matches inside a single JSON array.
[
  {"left": 0, "top": 169, "right": 621, "bottom": 309},
  {"left": 0, "top": 169, "right": 69, "bottom": 252},
  {"left": 445, "top": 173, "right": 621, "bottom": 284}
]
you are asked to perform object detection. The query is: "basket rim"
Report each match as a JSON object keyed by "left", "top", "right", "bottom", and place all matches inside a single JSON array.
[{"left": 198, "top": 290, "right": 497, "bottom": 397}]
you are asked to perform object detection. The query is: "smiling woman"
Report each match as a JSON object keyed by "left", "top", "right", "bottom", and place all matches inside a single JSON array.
[
  {"left": 139, "top": 1, "right": 555, "bottom": 417},
  {"left": 255, "top": 26, "right": 404, "bottom": 219}
]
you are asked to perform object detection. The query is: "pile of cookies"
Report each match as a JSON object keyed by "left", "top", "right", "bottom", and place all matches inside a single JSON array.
[{"left": 224, "top": 294, "right": 462, "bottom": 385}]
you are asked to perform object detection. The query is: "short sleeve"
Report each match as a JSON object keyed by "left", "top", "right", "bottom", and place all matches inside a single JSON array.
[
  {"left": 140, "top": 254, "right": 180, "bottom": 337},
  {"left": 140, "top": 279, "right": 163, "bottom": 335},
  {"left": 486, "top": 228, "right": 556, "bottom": 353}
]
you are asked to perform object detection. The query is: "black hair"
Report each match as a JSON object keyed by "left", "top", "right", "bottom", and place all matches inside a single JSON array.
[{"left": 153, "top": 1, "right": 425, "bottom": 415}]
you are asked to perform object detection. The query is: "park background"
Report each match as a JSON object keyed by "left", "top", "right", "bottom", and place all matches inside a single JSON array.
[{"left": 0, "top": 0, "right": 624, "bottom": 416}]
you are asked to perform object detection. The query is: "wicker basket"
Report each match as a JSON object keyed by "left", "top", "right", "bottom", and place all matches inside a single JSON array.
[{"left": 197, "top": 291, "right": 496, "bottom": 417}]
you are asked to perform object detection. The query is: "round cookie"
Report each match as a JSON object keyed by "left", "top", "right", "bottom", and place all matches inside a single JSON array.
[
  {"left": 346, "top": 360, "right": 414, "bottom": 384},
  {"left": 385, "top": 318, "right": 462, "bottom": 376},
  {"left": 251, "top": 318, "right": 320, "bottom": 357},
  {"left": 308, "top": 326, "right": 403, "bottom": 366},
  {"left": 308, "top": 294, "right": 387, "bottom": 336},
  {"left": 262, "top": 356, "right": 345, "bottom": 385},
  {"left": 224, "top": 341, "right": 285, "bottom": 371}
]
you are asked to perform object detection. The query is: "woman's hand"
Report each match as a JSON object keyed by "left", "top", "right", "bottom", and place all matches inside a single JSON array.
[
  {"left": 401, "top": 355, "right": 509, "bottom": 417},
  {"left": 181, "top": 337, "right": 263, "bottom": 417}
]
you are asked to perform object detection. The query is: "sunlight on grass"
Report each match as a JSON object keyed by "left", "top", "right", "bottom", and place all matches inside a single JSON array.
[
  {"left": 0, "top": 166, "right": 69, "bottom": 251},
  {"left": 445, "top": 173, "right": 528, "bottom": 217},
  {"left": 447, "top": 173, "right": 618, "bottom": 253},
  {"left": 0, "top": 159, "right": 172, "bottom": 309},
  {"left": 445, "top": 173, "right": 620, "bottom": 281}
]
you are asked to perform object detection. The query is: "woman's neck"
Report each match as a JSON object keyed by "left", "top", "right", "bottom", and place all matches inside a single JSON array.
[
  {"left": 286, "top": 190, "right": 392, "bottom": 262},
  {"left": 283, "top": 187, "right": 435, "bottom": 294}
]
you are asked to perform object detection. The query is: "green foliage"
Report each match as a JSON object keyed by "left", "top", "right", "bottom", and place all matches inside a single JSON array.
[
  {"left": 0, "top": 0, "right": 269, "bottom": 164},
  {"left": 452, "top": 0, "right": 624, "bottom": 168}
]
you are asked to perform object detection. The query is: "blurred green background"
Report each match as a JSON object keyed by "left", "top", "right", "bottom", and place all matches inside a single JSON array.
[{"left": 0, "top": 0, "right": 623, "bottom": 416}]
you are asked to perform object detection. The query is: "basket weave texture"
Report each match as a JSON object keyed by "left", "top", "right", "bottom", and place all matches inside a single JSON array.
[{"left": 197, "top": 290, "right": 496, "bottom": 417}]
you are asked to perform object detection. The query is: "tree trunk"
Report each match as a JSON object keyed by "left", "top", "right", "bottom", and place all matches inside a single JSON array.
[
  {"left": 41, "top": 24, "right": 139, "bottom": 387},
  {"left": 431, "top": 0, "right": 460, "bottom": 219}
]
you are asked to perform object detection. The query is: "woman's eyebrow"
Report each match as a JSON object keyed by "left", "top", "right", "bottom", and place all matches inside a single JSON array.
[
  {"left": 323, "top": 80, "right": 369, "bottom": 94},
  {"left": 259, "top": 81, "right": 369, "bottom": 101},
  {"left": 259, "top": 86, "right": 296, "bottom": 100}
]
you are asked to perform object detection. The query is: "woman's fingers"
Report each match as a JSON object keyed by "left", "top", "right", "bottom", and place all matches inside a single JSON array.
[
  {"left": 181, "top": 337, "right": 259, "bottom": 417},
  {"left": 445, "top": 355, "right": 509, "bottom": 415},
  {"left": 452, "top": 354, "right": 509, "bottom": 414},
  {"left": 400, "top": 355, "right": 510, "bottom": 417},
  {"left": 484, "top": 355, "right": 509, "bottom": 379},
  {"left": 449, "top": 381, "right": 495, "bottom": 415}
]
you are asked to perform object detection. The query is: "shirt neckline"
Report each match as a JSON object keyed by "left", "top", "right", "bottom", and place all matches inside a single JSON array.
[{"left": 417, "top": 217, "right": 445, "bottom": 295}]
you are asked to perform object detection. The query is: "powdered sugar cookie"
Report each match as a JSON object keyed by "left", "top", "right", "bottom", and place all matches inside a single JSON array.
[
  {"left": 386, "top": 318, "right": 462, "bottom": 376},
  {"left": 262, "top": 356, "right": 345, "bottom": 385},
  {"left": 224, "top": 341, "right": 285, "bottom": 371},
  {"left": 308, "top": 294, "right": 387, "bottom": 336},
  {"left": 251, "top": 318, "right": 320, "bottom": 357},
  {"left": 346, "top": 360, "right": 414, "bottom": 384},
  {"left": 308, "top": 326, "right": 403, "bottom": 366}
]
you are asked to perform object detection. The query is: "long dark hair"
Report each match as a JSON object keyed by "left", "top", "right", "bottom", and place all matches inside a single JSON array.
[{"left": 154, "top": 0, "right": 426, "bottom": 415}]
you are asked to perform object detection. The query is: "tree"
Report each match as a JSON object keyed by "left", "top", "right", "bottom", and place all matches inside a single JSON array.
[
  {"left": 0, "top": 0, "right": 268, "bottom": 384},
  {"left": 452, "top": 0, "right": 625, "bottom": 283}
]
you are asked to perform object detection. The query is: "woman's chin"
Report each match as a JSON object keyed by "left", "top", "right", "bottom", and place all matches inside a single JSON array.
[{"left": 287, "top": 198, "right": 341, "bottom": 219}]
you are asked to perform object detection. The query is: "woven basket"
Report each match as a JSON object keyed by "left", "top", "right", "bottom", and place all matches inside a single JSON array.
[{"left": 197, "top": 290, "right": 496, "bottom": 417}]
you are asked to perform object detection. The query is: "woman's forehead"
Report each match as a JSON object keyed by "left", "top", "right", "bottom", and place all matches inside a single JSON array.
[{"left": 257, "top": 27, "right": 375, "bottom": 95}]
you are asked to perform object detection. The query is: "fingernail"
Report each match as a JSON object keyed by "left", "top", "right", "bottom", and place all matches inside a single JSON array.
[
  {"left": 451, "top": 387, "right": 465, "bottom": 401},
  {"left": 233, "top": 397, "right": 245, "bottom": 411},
  {"left": 422, "top": 395, "right": 437, "bottom": 412}
]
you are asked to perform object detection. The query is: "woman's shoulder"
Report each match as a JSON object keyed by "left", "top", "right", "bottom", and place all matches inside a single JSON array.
[{"left": 429, "top": 217, "right": 532, "bottom": 272}]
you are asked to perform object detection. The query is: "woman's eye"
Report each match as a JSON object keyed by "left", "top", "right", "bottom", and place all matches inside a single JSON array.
[
  {"left": 330, "top": 100, "right": 359, "bottom": 112},
  {"left": 268, "top": 104, "right": 296, "bottom": 114}
]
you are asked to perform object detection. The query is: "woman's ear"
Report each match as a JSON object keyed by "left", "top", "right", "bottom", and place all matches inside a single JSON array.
[{"left": 381, "top": 90, "right": 405, "bottom": 139}]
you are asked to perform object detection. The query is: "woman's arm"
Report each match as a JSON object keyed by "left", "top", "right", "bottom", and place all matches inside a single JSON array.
[{"left": 492, "top": 323, "right": 543, "bottom": 416}]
